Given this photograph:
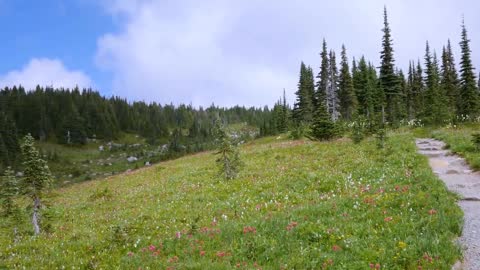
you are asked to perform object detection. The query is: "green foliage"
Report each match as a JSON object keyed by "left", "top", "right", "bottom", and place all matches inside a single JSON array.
[
  {"left": 21, "top": 134, "right": 52, "bottom": 198},
  {"left": 338, "top": 45, "right": 357, "bottom": 121},
  {"left": 0, "top": 167, "right": 18, "bottom": 216},
  {"left": 471, "top": 133, "right": 480, "bottom": 151},
  {"left": 375, "top": 128, "right": 387, "bottom": 149},
  {"left": 309, "top": 101, "right": 335, "bottom": 141},
  {"left": 293, "top": 62, "right": 315, "bottom": 124},
  {"left": 379, "top": 7, "right": 401, "bottom": 125},
  {"left": 21, "top": 134, "right": 53, "bottom": 234},
  {"left": 350, "top": 117, "right": 367, "bottom": 144},
  {"left": 458, "top": 21, "right": 480, "bottom": 117},
  {"left": 214, "top": 121, "right": 243, "bottom": 180}
]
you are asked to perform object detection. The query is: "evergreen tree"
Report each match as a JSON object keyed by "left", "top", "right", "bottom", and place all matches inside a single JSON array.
[
  {"left": 338, "top": 45, "right": 357, "bottom": 121},
  {"left": 293, "top": 63, "right": 314, "bottom": 124},
  {"left": 379, "top": 7, "right": 400, "bottom": 125},
  {"left": 315, "top": 39, "right": 329, "bottom": 110},
  {"left": 20, "top": 134, "right": 52, "bottom": 235},
  {"left": 406, "top": 61, "right": 415, "bottom": 120},
  {"left": 0, "top": 167, "right": 18, "bottom": 216},
  {"left": 424, "top": 43, "right": 448, "bottom": 124},
  {"left": 327, "top": 50, "right": 340, "bottom": 121},
  {"left": 458, "top": 20, "right": 479, "bottom": 117},
  {"left": 213, "top": 120, "right": 242, "bottom": 180},
  {"left": 440, "top": 41, "right": 460, "bottom": 116},
  {"left": 0, "top": 134, "right": 9, "bottom": 168},
  {"left": 58, "top": 107, "right": 87, "bottom": 145},
  {"left": 412, "top": 60, "right": 425, "bottom": 119},
  {"left": 309, "top": 96, "right": 336, "bottom": 141}
]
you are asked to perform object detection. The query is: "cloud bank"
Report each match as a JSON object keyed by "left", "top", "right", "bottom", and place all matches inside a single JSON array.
[{"left": 0, "top": 58, "right": 93, "bottom": 90}]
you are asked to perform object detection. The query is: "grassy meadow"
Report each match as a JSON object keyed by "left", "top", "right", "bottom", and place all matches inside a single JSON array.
[
  {"left": 432, "top": 123, "right": 480, "bottom": 170},
  {"left": 0, "top": 131, "right": 464, "bottom": 269}
]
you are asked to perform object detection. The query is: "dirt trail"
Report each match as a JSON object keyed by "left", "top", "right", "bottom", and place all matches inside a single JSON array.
[{"left": 416, "top": 139, "right": 480, "bottom": 270}]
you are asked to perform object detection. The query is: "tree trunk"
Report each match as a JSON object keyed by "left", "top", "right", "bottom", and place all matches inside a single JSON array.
[{"left": 32, "top": 196, "right": 41, "bottom": 235}]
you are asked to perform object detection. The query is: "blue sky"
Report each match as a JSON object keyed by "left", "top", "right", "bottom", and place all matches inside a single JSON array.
[{"left": 0, "top": 0, "right": 479, "bottom": 107}]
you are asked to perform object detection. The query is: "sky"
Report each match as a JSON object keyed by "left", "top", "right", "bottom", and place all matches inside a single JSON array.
[{"left": 0, "top": 0, "right": 478, "bottom": 107}]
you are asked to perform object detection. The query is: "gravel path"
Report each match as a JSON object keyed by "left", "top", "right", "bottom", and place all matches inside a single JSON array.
[{"left": 416, "top": 138, "right": 480, "bottom": 270}]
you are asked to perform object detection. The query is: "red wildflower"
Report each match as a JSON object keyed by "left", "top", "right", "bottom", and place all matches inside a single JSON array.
[
  {"left": 168, "top": 256, "right": 179, "bottom": 263},
  {"left": 243, "top": 226, "right": 257, "bottom": 234},
  {"left": 286, "top": 221, "right": 298, "bottom": 231},
  {"left": 148, "top": 245, "right": 156, "bottom": 251},
  {"left": 216, "top": 251, "right": 226, "bottom": 258},
  {"left": 332, "top": 245, "right": 342, "bottom": 252},
  {"left": 384, "top": 216, "right": 393, "bottom": 222},
  {"left": 199, "top": 250, "right": 206, "bottom": 256},
  {"left": 127, "top": 251, "right": 134, "bottom": 257},
  {"left": 428, "top": 209, "right": 437, "bottom": 215}
]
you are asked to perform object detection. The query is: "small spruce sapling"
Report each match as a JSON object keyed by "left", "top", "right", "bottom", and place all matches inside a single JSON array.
[
  {"left": 350, "top": 116, "right": 367, "bottom": 144},
  {"left": 213, "top": 120, "right": 243, "bottom": 180},
  {"left": 20, "top": 134, "right": 52, "bottom": 235}
]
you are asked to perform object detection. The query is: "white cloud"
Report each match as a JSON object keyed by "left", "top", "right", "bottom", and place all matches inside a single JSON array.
[
  {"left": 0, "top": 58, "right": 93, "bottom": 90},
  {"left": 96, "top": 0, "right": 297, "bottom": 107},
  {"left": 96, "top": 0, "right": 480, "bottom": 107}
]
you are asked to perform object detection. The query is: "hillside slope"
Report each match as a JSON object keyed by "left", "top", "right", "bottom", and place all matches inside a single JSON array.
[{"left": 0, "top": 133, "right": 462, "bottom": 269}]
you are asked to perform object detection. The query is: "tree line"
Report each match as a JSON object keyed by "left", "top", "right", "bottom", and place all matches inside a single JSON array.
[
  {"left": 290, "top": 8, "right": 480, "bottom": 140},
  {"left": 0, "top": 86, "right": 280, "bottom": 171}
]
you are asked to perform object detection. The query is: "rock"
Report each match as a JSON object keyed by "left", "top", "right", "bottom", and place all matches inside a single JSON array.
[
  {"left": 68, "top": 174, "right": 73, "bottom": 178},
  {"left": 99, "top": 145, "right": 104, "bottom": 151},
  {"left": 145, "top": 161, "right": 151, "bottom": 166},
  {"left": 16, "top": 172, "right": 24, "bottom": 177},
  {"left": 446, "top": 169, "right": 459, "bottom": 174},
  {"left": 127, "top": 156, "right": 138, "bottom": 163}
]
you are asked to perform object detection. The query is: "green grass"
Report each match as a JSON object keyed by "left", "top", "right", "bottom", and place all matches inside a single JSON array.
[
  {"left": 0, "top": 132, "right": 462, "bottom": 269},
  {"left": 432, "top": 123, "right": 480, "bottom": 170}
]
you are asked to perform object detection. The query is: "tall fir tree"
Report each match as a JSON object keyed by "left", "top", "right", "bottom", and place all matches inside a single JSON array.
[
  {"left": 458, "top": 20, "right": 479, "bottom": 117},
  {"left": 424, "top": 43, "right": 448, "bottom": 124},
  {"left": 440, "top": 40, "right": 460, "bottom": 116},
  {"left": 412, "top": 60, "right": 425, "bottom": 119},
  {"left": 293, "top": 62, "right": 314, "bottom": 124},
  {"left": 406, "top": 61, "right": 415, "bottom": 119},
  {"left": 20, "top": 134, "right": 52, "bottom": 235},
  {"left": 338, "top": 45, "right": 357, "bottom": 120},
  {"left": 327, "top": 50, "right": 340, "bottom": 121},
  {"left": 379, "top": 6, "right": 400, "bottom": 125},
  {"left": 315, "top": 39, "right": 329, "bottom": 111}
]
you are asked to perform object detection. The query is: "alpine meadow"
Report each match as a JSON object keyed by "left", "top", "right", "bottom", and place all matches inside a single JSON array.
[{"left": 1, "top": 3, "right": 480, "bottom": 270}]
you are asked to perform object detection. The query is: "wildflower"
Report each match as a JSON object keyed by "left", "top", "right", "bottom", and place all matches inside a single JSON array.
[
  {"left": 398, "top": 241, "right": 407, "bottom": 249},
  {"left": 168, "top": 256, "right": 179, "bottom": 263},
  {"left": 199, "top": 250, "right": 206, "bottom": 256},
  {"left": 175, "top": 231, "right": 182, "bottom": 239},
  {"left": 384, "top": 217, "right": 393, "bottom": 222},
  {"left": 148, "top": 245, "right": 156, "bottom": 251},
  {"left": 428, "top": 209, "right": 437, "bottom": 215},
  {"left": 127, "top": 251, "right": 134, "bottom": 257},
  {"left": 216, "top": 251, "right": 226, "bottom": 257},
  {"left": 286, "top": 221, "right": 298, "bottom": 231},
  {"left": 243, "top": 226, "right": 257, "bottom": 234},
  {"left": 332, "top": 245, "right": 342, "bottom": 251}
]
